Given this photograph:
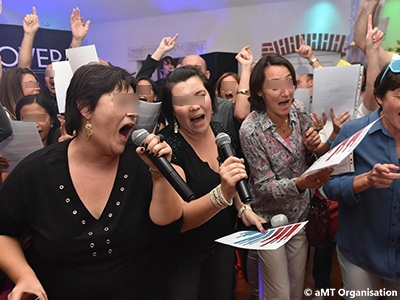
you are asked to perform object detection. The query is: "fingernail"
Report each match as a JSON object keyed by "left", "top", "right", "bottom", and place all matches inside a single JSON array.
[{"left": 139, "top": 147, "right": 145, "bottom": 153}]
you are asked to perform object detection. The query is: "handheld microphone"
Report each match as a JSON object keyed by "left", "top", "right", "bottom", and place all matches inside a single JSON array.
[
  {"left": 262, "top": 214, "right": 289, "bottom": 229},
  {"left": 132, "top": 129, "right": 196, "bottom": 202},
  {"left": 215, "top": 133, "right": 252, "bottom": 203}
]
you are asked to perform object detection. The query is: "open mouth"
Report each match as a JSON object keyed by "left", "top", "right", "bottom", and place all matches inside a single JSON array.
[
  {"left": 119, "top": 124, "right": 134, "bottom": 141},
  {"left": 278, "top": 100, "right": 290, "bottom": 107},
  {"left": 139, "top": 96, "right": 148, "bottom": 102},
  {"left": 224, "top": 93, "right": 233, "bottom": 100},
  {"left": 190, "top": 114, "right": 205, "bottom": 125}
]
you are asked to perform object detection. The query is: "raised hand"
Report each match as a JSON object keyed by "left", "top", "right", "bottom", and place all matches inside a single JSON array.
[
  {"left": 365, "top": 14, "right": 384, "bottom": 53},
  {"left": 331, "top": 108, "right": 350, "bottom": 134},
  {"left": 295, "top": 36, "right": 314, "bottom": 60},
  {"left": 70, "top": 7, "right": 90, "bottom": 41},
  {"left": 235, "top": 45, "right": 253, "bottom": 68},
  {"left": 303, "top": 127, "right": 321, "bottom": 152},
  {"left": 57, "top": 114, "right": 74, "bottom": 142},
  {"left": 23, "top": 7, "right": 40, "bottom": 35},
  {"left": 151, "top": 34, "right": 179, "bottom": 61},
  {"left": 310, "top": 111, "right": 328, "bottom": 132},
  {"left": 158, "top": 34, "right": 179, "bottom": 54}
]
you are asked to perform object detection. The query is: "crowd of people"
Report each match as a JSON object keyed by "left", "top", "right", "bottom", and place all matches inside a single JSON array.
[{"left": 0, "top": 2, "right": 400, "bottom": 300}]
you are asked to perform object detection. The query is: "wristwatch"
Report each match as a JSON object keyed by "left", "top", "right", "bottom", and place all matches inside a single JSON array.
[
  {"left": 305, "top": 149, "right": 318, "bottom": 161},
  {"left": 309, "top": 58, "right": 319, "bottom": 66},
  {"left": 237, "top": 89, "right": 249, "bottom": 95}
]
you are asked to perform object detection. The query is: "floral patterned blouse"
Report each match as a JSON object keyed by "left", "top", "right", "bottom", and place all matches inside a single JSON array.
[{"left": 239, "top": 100, "right": 312, "bottom": 223}]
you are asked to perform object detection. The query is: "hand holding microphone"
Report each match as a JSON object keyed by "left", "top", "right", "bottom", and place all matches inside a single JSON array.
[
  {"left": 216, "top": 133, "right": 253, "bottom": 203},
  {"left": 265, "top": 214, "right": 289, "bottom": 228},
  {"left": 247, "top": 213, "right": 289, "bottom": 232},
  {"left": 132, "top": 129, "right": 195, "bottom": 201}
]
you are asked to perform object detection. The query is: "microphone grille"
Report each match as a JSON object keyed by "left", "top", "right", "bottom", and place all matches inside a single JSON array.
[
  {"left": 271, "top": 214, "right": 289, "bottom": 227},
  {"left": 215, "top": 132, "right": 231, "bottom": 148},
  {"left": 131, "top": 128, "right": 149, "bottom": 146}
]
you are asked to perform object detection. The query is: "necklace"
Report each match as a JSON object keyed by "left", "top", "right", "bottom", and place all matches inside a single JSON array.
[{"left": 278, "top": 116, "right": 290, "bottom": 133}]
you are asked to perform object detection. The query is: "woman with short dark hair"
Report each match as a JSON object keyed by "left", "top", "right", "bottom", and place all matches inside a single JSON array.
[
  {"left": 240, "top": 54, "right": 333, "bottom": 299},
  {"left": 0, "top": 64, "right": 184, "bottom": 299}
]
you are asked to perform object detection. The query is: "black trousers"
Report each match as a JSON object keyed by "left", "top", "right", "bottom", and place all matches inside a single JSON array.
[{"left": 161, "top": 243, "right": 235, "bottom": 300}]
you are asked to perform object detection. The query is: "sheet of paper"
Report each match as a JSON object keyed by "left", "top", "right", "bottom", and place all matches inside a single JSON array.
[
  {"left": 53, "top": 61, "right": 73, "bottom": 114},
  {"left": 302, "top": 118, "right": 379, "bottom": 176},
  {"left": 66, "top": 45, "right": 99, "bottom": 73},
  {"left": 216, "top": 222, "right": 307, "bottom": 250},
  {"left": 133, "top": 101, "right": 162, "bottom": 133},
  {"left": 0, "top": 121, "right": 43, "bottom": 172},
  {"left": 294, "top": 89, "right": 311, "bottom": 113},
  {"left": 312, "top": 65, "right": 363, "bottom": 118}
]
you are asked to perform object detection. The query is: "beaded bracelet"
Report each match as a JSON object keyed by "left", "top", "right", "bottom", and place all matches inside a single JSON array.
[{"left": 210, "top": 184, "right": 233, "bottom": 209}]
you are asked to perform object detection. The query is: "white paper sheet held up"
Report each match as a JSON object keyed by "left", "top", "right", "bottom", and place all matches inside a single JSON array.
[
  {"left": 66, "top": 45, "right": 99, "bottom": 73},
  {"left": 294, "top": 89, "right": 312, "bottom": 113},
  {"left": 0, "top": 121, "right": 43, "bottom": 172},
  {"left": 133, "top": 101, "right": 162, "bottom": 133},
  {"left": 216, "top": 222, "right": 307, "bottom": 250},
  {"left": 312, "top": 65, "right": 363, "bottom": 119},
  {"left": 302, "top": 118, "right": 379, "bottom": 176},
  {"left": 53, "top": 61, "right": 73, "bottom": 114}
]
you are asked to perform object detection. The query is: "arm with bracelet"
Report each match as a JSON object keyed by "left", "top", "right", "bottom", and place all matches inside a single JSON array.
[
  {"left": 234, "top": 46, "right": 253, "bottom": 123},
  {"left": 295, "top": 36, "right": 323, "bottom": 68}
]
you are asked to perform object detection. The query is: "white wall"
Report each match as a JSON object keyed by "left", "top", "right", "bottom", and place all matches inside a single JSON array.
[{"left": 86, "top": 0, "right": 350, "bottom": 74}]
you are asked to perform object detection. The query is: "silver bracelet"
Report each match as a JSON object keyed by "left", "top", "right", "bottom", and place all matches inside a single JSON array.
[{"left": 210, "top": 184, "right": 233, "bottom": 209}]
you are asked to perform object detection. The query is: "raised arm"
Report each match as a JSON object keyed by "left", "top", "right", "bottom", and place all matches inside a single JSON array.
[
  {"left": 312, "top": 108, "right": 350, "bottom": 156},
  {"left": 352, "top": 1, "right": 394, "bottom": 69},
  {"left": 18, "top": 7, "right": 40, "bottom": 69},
  {"left": 136, "top": 34, "right": 178, "bottom": 79},
  {"left": 364, "top": 14, "right": 384, "bottom": 111},
  {"left": 295, "top": 36, "right": 323, "bottom": 68},
  {"left": 69, "top": 7, "right": 90, "bottom": 48},
  {"left": 234, "top": 46, "right": 252, "bottom": 123}
]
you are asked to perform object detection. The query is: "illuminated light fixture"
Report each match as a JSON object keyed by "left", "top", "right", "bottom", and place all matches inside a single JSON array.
[{"left": 0, "top": 0, "right": 2, "bottom": 15}]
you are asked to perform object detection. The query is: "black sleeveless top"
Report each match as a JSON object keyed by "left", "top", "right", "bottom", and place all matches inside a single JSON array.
[{"left": 160, "top": 122, "right": 237, "bottom": 254}]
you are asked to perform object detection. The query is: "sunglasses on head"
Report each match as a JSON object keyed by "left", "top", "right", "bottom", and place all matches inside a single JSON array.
[{"left": 380, "top": 59, "right": 400, "bottom": 83}]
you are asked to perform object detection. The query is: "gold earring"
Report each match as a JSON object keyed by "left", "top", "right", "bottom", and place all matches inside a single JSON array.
[
  {"left": 173, "top": 118, "right": 179, "bottom": 134},
  {"left": 84, "top": 119, "right": 93, "bottom": 139}
]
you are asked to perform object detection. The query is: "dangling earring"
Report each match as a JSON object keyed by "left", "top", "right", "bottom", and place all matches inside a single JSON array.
[
  {"left": 84, "top": 119, "right": 93, "bottom": 139},
  {"left": 50, "top": 123, "right": 54, "bottom": 128},
  {"left": 173, "top": 117, "right": 179, "bottom": 134}
]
